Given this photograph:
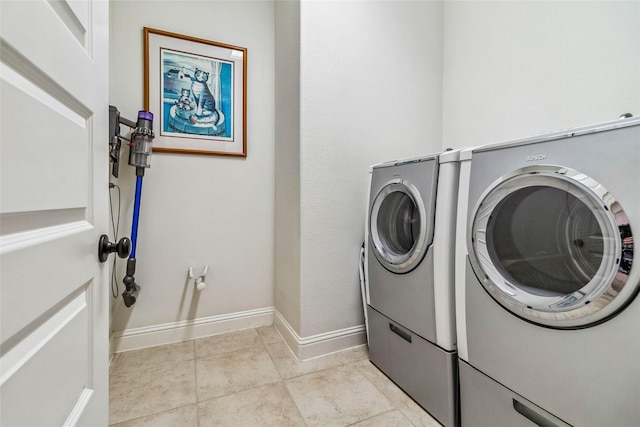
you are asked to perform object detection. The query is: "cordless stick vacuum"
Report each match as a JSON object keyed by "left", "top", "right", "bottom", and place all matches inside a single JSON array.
[
  {"left": 122, "top": 111, "right": 155, "bottom": 307},
  {"left": 101, "top": 107, "right": 155, "bottom": 307}
]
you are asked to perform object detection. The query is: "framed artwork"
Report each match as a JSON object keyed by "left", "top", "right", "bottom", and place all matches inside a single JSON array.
[{"left": 144, "top": 27, "right": 247, "bottom": 157}]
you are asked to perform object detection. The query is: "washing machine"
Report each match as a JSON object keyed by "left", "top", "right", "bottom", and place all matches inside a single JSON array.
[
  {"left": 366, "top": 150, "right": 460, "bottom": 427},
  {"left": 455, "top": 117, "right": 640, "bottom": 427}
]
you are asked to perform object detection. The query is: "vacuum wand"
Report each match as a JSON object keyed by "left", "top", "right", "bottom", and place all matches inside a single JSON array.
[{"left": 122, "top": 111, "right": 154, "bottom": 307}]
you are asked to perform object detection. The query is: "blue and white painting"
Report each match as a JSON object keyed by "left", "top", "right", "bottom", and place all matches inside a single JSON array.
[{"left": 161, "top": 48, "right": 233, "bottom": 140}]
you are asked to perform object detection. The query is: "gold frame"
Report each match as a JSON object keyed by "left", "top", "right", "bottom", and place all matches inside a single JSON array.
[{"left": 144, "top": 27, "right": 247, "bottom": 157}]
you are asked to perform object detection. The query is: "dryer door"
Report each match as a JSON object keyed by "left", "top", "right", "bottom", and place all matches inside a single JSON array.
[
  {"left": 370, "top": 179, "right": 428, "bottom": 274},
  {"left": 469, "top": 165, "right": 636, "bottom": 328}
]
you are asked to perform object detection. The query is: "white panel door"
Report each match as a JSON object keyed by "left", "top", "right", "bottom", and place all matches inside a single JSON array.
[{"left": 0, "top": 0, "right": 109, "bottom": 425}]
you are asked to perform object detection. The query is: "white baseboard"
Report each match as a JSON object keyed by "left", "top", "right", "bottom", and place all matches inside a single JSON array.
[
  {"left": 110, "top": 307, "right": 274, "bottom": 353},
  {"left": 273, "top": 310, "right": 367, "bottom": 360}
]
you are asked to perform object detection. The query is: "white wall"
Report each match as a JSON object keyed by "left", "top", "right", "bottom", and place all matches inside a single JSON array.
[
  {"left": 443, "top": 0, "right": 640, "bottom": 148},
  {"left": 109, "top": 1, "right": 275, "bottom": 343},
  {"left": 275, "top": 0, "right": 302, "bottom": 336},
  {"left": 295, "top": 1, "right": 444, "bottom": 338}
]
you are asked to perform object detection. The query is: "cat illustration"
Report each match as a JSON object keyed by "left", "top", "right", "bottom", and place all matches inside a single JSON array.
[
  {"left": 175, "top": 88, "right": 195, "bottom": 111},
  {"left": 191, "top": 69, "right": 219, "bottom": 121}
]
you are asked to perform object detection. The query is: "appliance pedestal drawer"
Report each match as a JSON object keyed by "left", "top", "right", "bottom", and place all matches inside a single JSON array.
[
  {"left": 459, "top": 361, "right": 570, "bottom": 427},
  {"left": 367, "top": 306, "right": 458, "bottom": 427}
]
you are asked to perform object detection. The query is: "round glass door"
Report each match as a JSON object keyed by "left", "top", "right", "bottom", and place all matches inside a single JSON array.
[
  {"left": 469, "top": 165, "right": 636, "bottom": 328},
  {"left": 370, "top": 180, "right": 428, "bottom": 274}
]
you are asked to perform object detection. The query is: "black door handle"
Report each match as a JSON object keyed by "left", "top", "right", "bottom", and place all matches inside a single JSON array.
[{"left": 98, "top": 234, "right": 131, "bottom": 262}]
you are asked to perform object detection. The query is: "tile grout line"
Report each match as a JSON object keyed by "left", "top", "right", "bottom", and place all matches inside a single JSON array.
[
  {"left": 192, "top": 338, "right": 203, "bottom": 427},
  {"left": 350, "top": 359, "right": 429, "bottom": 427},
  {"left": 109, "top": 403, "right": 198, "bottom": 427},
  {"left": 260, "top": 326, "right": 289, "bottom": 380},
  {"left": 258, "top": 326, "right": 310, "bottom": 427}
]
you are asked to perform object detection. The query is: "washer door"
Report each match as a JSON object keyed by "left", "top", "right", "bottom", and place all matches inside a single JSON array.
[
  {"left": 469, "top": 165, "right": 636, "bottom": 328},
  {"left": 370, "top": 179, "right": 429, "bottom": 274}
]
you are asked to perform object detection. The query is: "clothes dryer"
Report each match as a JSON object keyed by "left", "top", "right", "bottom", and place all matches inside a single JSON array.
[
  {"left": 366, "top": 150, "right": 460, "bottom": 427},
  {"left": 455, "top": 117, "right": 640, "bottom": 427}
]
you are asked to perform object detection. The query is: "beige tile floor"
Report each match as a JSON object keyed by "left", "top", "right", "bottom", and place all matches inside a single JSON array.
[{"left": 109, "top": 326, "right": 443, "bottom": 426}]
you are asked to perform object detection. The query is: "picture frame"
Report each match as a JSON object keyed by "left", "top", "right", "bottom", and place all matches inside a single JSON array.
[{"left": 144, "top": 27, "right": 247, "bottom": 157}]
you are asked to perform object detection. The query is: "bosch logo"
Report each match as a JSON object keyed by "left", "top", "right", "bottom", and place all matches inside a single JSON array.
[{"left": 526, "top": 154, "right": 547, "bottom": 162}]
